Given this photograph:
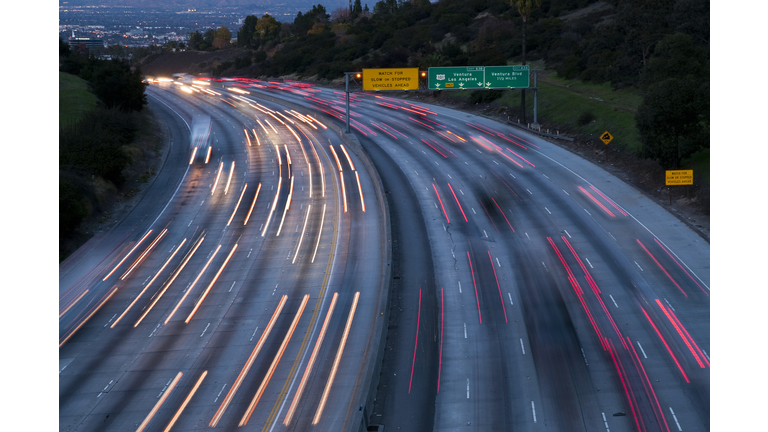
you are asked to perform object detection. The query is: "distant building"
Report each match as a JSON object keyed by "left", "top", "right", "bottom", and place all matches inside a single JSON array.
[{"left": 69, "top": 31, "right": 105, "bottom": 55}]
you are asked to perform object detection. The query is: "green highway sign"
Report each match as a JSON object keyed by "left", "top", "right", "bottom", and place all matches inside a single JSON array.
[
  {"left": 428, "top": 65, "right": 529, "bottom": 90},
  {"left": 484, "top": 66, "right": 529, "bottom": 88},
  {"left": 428, "top": 67, "right": 485, "bottom": 89}
]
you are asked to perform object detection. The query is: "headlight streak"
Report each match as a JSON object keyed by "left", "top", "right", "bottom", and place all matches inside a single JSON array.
[
  {"left": 340, "top": 171, "right": 348, "bottom": 213},
  {"left": 244, "top": 183, "right": 261, "bottom": 226},
  {"left": 244, "top": 128, "right": 252, "bottom": 146},
  {"left": 265, "top": 119, "right": 279, "bottom": 133},
  {"left": 276, "top": 176, "right": 295, "bottom": 236},
  {"left": 262, "top": 176, "right": 282, "bottom": 237},
  {"left": 292, "top": 205, "right": 312, "bottom": 264},
  {"left": 204, "top": 146, "right": 212, "bottom": 164},
  {"left": 59, "top": 286, "right": 118, "bottom": 348},
  {"left": 188, "top": 147, "right": 198, "bottom": 165},
  {"left": 295, "top": 131, "right": 313, "bottom": 198},
  {"left": 251, "top": 128, "right": 261, "bottom": 145},
  {"left": 275, "top": 144, "right": 282, "bottom": 166},
  {"left": 211, "top": 161, "right": 224, "bottom": 195},
  {"left": 284, "top": 144, "right": 292, "bottom": 178},
  {"left": 163, "top": 243, "right": 221, "bottom": 325},
  {"left": 276, "top": 110, "right": 295, "bottom": 124},
  {"left": 111, "top": 238, "right": 187, "bottom": 328},
  {"left": 284, "top": 123, "right": 302, "bottom": 144},
  {"left": 219, "top": 98, "right": 236, "bottom": 107},
  {"left": 227, "top": 184, "right": 247, "bottom": 226},
  {"left": 257, "top": 119, "right": 269, "bottom": 134},
  {"left": 305, "top": 114, "right": 327, "bottom": 129},
  {"left": 59, "top": 289, "right": 89, "bottom": 319},
  {"left": 103, "top": 230, "right": 153, "bottom": 281},
  {"left": 135, "top": 371, "right": 183, "bottom": 432},
  {"left": 224, "top": 161, "right": 235, "bottom": 195},
  {"left": 185, "top": 243, "right": 238, "bottom": 324},
  {"left": 134, "top": 234, "right": 206, "bottom": 327},
  {"left": 311, "top": 204, "right": 326, "bottom": 263},
  {"left": 312, "top": 291, "right": 360, "bottom": 425},
  {"left": 283, "top": 292, "right": 338, "bottom": 425},
  {"left": 355, "top": 171, "right": 366, "bottom": 212},
  {"left": 339, "top": 144, "right": 356, "bottom": 171},
  {"left": 209, "top": 296, "right": 288, "bottom": 427},
  {"left": 329, "top": 145, "right": 343, "bottom": 172},
  {"left": 120, "top": 229, "right": 168, "bottom": 280},
  {"left": 163, "top": 370, "right": 207, "bottom": 432},
  {"left": 239, "top": 294, "right": 310, "bottom": 427}
]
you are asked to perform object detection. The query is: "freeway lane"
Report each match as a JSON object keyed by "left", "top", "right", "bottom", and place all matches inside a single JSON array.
[
  {"left": 241, "top": 81, "right": 709, "bottom": 432},
  {"left": 59, "top": 82, "right": 387, "bottom": 431}
]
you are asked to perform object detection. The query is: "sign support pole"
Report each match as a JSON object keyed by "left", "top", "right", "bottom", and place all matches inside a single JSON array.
[
  {"left": 345, "top": 72, "right": 351, "bottom": 134},
  {"left": 533, "top": 69, "right": 538, "bottom": 127}
]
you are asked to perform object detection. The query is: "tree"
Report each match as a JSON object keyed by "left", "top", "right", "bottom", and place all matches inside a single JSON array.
[
  {"left": 352, "top": 0, "right": 363, "bottom": 19},
  {"left": 238, "top": 15, "right": 259, "bottom": 48},
  {"left": 255, "top": 14, "right": 281, "bottom": 44},
  {"left": 509, "top": 0, "right": 541, "bottom": 123},
  {"left": 213, "top": 26, "right": 232, "bottom": 49},
  {"left": 188, "top": 31, "right": 204, "bottom": 50},
  {"left": 636, "top": 33, "right": 709, "bottom": 169}
]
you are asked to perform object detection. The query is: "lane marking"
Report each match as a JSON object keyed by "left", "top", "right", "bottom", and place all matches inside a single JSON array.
[
  {"left": 585, "top": 258, "right": 593, "bottom": 268},
  {"left": 602, "top": 412, "right": 611, "bottom": 432},
  {"left": 669, "top": 407, "right": 682, "bottom": 431},
  {"left": 531, "top": 401, "right": 537, "bottom": 423},
  {"left": 609, "top": 295, "right": 618, "bottom": 308},
  {"left": 637, "top": 341, "right": 648, "bottom": 359},
  {"left": 508, "top": 293, "right": 514, "bottom": 306},
  {"left": 520, "top": 338, "right": 525, "bottom": 354}
]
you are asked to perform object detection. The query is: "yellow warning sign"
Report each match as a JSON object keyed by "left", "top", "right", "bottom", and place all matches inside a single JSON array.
[
  {"left": 600, "top": 131, "right": 613, "bottom": 145},
  {"left": 362, "top": 68, "right": 420, "bottom": 91},
  {"left": 665, "top": 170, "right": 693, "bottom": 185}
]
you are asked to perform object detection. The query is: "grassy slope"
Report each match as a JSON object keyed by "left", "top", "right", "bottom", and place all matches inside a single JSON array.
[
  {"left": 443, "top": 69, "right": 642, "bottom": 151},
  {"left": 59, "top": 71, "right": 98, "bottom": 125}
]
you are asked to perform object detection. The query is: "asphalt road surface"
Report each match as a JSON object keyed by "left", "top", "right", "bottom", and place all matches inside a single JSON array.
[{"left": 60, "top": 79, "right": 709, "bottom": 432}]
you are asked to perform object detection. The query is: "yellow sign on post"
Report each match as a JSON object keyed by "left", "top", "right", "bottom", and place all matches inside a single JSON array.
[
  {"left": 665, "top": 170, "right": 693, "bottom": 185},
  {"left": 600, "top": 131, "right": 613, "bottom": 145},
  {"left": 362, "top": 68, "right": 420, "bottom": 91}
]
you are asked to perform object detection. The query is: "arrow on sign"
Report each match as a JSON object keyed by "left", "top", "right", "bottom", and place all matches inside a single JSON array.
[{"left": 459, "top": 82, "right": 464, "bottom": 88}]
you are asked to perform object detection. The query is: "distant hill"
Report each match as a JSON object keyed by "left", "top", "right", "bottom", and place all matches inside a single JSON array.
[{"left": 59, "top": 0, "right": 349, "bottom": 9}]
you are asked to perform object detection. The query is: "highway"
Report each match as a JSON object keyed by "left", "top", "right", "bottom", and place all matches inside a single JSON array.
[
  {"left": 59, "top": 78, "right": 709, "bottom": 432},
  {"left": 59, "top": 80, "right": 388, "bottom": 431}
]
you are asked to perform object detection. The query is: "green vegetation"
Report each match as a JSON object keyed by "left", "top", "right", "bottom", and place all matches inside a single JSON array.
[
  {"left": 59, "top": 38, "right": 151, "bottom": 261},
  {"left": 59, "top": 72, "right": 98, "bottom": 125}
]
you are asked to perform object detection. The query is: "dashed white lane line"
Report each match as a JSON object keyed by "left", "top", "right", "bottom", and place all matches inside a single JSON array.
[
  {"left": 520, "top": 338, "right": 526, "bottom": 355},
  {"left": 637, "top": 341, "right": 648, "bottom": 359},
  {"left": 585, "top": 257, "right": 593, "bottom": 268},
  {"left": 508, "top": 293, "right": 514, "bottom": 306},
  {"left": 609, "top": 295, "right": 618, "bottom": 308},
  {"left": 669, "top": 407, "right": 682, "bottom": 431},
  {"left": 601, "top": 412, "right": 610, "bottom": 432},
  {"left": 531, "top": 401, "right": 537, "bottom": 423},
  {"left": 464, "top": 323, "right": 467, "bottom": 339},
  {"left": 635, "top": 261, "right": 644, "bottom": 271}
]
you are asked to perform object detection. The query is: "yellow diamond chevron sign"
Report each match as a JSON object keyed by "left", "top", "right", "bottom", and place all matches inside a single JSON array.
[
  {"left": 600, "top": 131, "right": 613, "bottom": 145},
  {"left": 362, "top": 68, "right": 420, "bottom": 91}
]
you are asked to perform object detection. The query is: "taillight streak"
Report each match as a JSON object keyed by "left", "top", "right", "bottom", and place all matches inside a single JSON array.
[
  {"left": 589, "top": 185, "right": 628, "bottom": 216},
  {"left": 641, "top": 306, "right": 689, "bottom": 382},
  {"left": 656, "top": 299, "right": 708, "bottom": 368},
  {"left": 488, "top": 251, "right": 508, "bottom": 322},
  {"left": 421, "top": 138, "right": 448, "bottom": 158},
  {"left": 548, "top": 237, "right": 607, "bottom": 350},
  {"left": 653, "top": 238, "right": 709, "bottom": 296},
  {"left": 448, "top": 183, "right": 468, "bottom": 222},
  {"left": 627, "top": 336, "right": 671, "bottom": 432},
  {"left": 636, "top": 239, "right": 688, "bottom": 297},
  {"left": 578, "top": 186, "right": 615, "bottom": 217},
  {"left": 505, "top": 148, "right": 535, "bottom": 167},
  {"left": 491, "top": 198, "right": 514, "bottom": 231},
  {"left": 433, "top": 184, "right": 449, "bottom": 223},
  {"left": 467, "top": 252, "right": 482, "bottom": 324}
]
